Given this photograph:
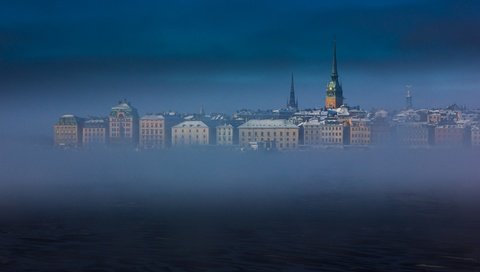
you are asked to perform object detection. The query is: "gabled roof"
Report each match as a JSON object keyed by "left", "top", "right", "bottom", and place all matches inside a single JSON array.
[
  {"left": 239, "top": 119, "right": 298, "bottom": 129},
  {"left": 173, "top": 120, "right": 208, "bottom": 128}
]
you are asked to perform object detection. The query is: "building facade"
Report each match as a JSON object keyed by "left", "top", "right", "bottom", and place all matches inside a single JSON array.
[
  {"left": 139, "top": 115, "right": 165, "bottom": 149},
  {"left": 303, "top": 119, "right": 345, "bottom": 146},
  {"left": 238, "top": 119, "right": 299, "bottom": 150},
  {"left": 54, "top": 114, "right": 83, "bottom": 148},
  {"left": 348, "top": 120, "right": 371, "bottom": 145},
  {"left": 172, "top": 121, "right": 209, "bottom": 146},
  {"left": 434, "top": 125, "right": 467, "bottom": 147},
  {"left": 395, "top": 122, "right": 430, "bottom": 147},
  {"left": 216, "top": 124, "right": 235, "bottom": 146},
  {"left": 82, "top": 118, "right": 108, "bottom": 147},
  {"left": 109, "top": 99, "right": 139, "bottom": 145}
]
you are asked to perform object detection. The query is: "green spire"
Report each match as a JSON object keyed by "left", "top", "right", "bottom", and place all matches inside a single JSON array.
[{"left": 331, "top": 39, "right": 338, "bottom": 80}]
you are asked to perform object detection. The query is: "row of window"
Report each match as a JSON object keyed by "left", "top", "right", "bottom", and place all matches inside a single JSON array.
[
  {"left": 240, "top": 137, "right": 296, "bottom": 143},
  {"left": 83, "top": 132, "right": 105, "bottom": 137},
  {"left": 241, "top": 131, "right": 296, "bottom": 137},
  {"left": 305, "top": 126, "right": 342, "bottom": 131},
  {"left": 174, "top": 129, "right": 207, "bottom": 133},
  {"left": 141, "top": 123, "right": 163, "bottom": 128},
  {"left": 141, "top": 129, "right": 163, "bottom": 135}
]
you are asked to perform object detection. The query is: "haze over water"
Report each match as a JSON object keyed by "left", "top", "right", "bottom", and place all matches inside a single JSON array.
[{"left": 1, "top": 142, "right": 480, "bottom": 271}]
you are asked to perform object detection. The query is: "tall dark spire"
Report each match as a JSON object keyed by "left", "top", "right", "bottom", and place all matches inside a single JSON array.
[
  {"left": 288, "top": 73, "right": 297, "bottom": 109},
  {"left": 331, "top": 39, "right": 338, "bottom": 80},
  {"left": 325, "top": 38, "right": 344, "bottom": 109}
]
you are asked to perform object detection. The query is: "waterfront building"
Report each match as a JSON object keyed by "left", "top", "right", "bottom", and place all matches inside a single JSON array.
[
  {"left": 238, "top": 119, "right": 299, "bottom": 150},
  {"left": 54, "top": 114, "right": 83, "bottom": 148},
  {"left": 139, "top": 115, "right": 165, "bottom": 149},
  {"left": 303, "top": 119, "right": 345, "bottom": 146},
  {"left": 216, "top": 124, "right": 235, "bottom": 146},
  {"left": 370, "top": 112, "right": 392, "bottom": 146},
  {"left": 434, "top": 124, "right": 467, "bottom": 147},
  {"left": 395, "top": 122, "right": 430, "bottom": 147},
  {"left": 348, "top": 119, "right": 371, "bottom": 145},
  {"left": 172, "top": 121, "right": 209, "bottom": 146},
  {"left": 109, "top": 99, "right": 139, "bottom": 146},
  {"left": 325, "top": 40, "right": 344, "bottom": 109},
  {"left": 82, "top": 118, "right": 108, "bottom": 147}
]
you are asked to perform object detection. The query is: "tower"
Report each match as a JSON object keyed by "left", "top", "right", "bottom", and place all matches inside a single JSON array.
[
  {"left": 405, "top": 85, "right": 413, "bottom": 110},
  {"left": 325, "top": 40, "right": 344, "bottom": 109},
  {"left": 287, "top": 73, "right": 298, "bottom": 110}
]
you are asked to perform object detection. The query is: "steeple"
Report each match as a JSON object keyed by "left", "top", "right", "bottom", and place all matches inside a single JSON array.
[
  {"left": 287, "top": 73, "right": 298, "bottom": 110},
  {"left": 331, "top": 39, "right": 338, "bottom": 80},
  {"left": 325, "top": 38, "right": 344, "bottom": 109}
]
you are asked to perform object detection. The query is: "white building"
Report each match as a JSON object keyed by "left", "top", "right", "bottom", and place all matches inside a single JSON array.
[
  {"left": 216, "top": 124, "right": 234, "bottom": 146},
  {"left": 172, "top": 121, "right": 209, "bottom": 146},
  {"left": 238, "top": 119, "right": 299, "bottom": 150}
]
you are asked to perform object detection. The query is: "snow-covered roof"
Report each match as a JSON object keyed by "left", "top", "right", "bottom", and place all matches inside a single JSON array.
[
  {"left": 141, "top": 115, "right": 164, "bottom": 120},
  {"left": 238, "top": 119, "right": 298, "bottom": 129},
  {"left": 173, "top": 120, "right": 208, "bottom": 128}
]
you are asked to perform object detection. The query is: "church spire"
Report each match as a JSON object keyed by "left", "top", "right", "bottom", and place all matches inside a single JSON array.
[
  {"left": 288, "top": 73, "right": 297, "bottom": 109},
  {"left": 325, "top": 38, "right": 344, "bottom": 109},
  {"left": 331, "top": 39, "right": 338, "bottom": 80}
]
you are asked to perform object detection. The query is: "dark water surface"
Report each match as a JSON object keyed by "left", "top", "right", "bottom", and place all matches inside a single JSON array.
[{"left": 0, "top": 146, "right": 479, "bottom": 271}]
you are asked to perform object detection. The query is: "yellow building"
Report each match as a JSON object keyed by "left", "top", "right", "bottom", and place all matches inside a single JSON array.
[
  {"left": 82, "top": 118, "right": 108, "bottom": 147},
  {"left": 238, "top": 119, "right": 299, "bottom": 150},
  {"left": 109, "top": 99, "right": 139, "bottom": 145},
  {"left": 139, "top": 115, "right": 165, "bottom": 149},
  {"left": 54, "top": 114, "right": 83, "bottom": 148},
  {"left": 303, "top": 119, "right": 345, "bottom": 146},
  {"left": 349, "top": 119, "right": 371, "bottom": 145},
  {"left": 172, "top": 121, "right": 209, "bottom": 146}
]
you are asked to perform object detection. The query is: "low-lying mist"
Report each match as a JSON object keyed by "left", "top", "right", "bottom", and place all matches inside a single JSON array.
[
  {"left": 1, "top": 139, "right": 480, "bottom": 271},
  {"left": 1, "top": 140, "right": 479, "bottom": 215}
]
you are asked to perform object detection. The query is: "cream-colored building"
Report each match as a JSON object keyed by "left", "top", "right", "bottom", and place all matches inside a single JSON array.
[
  {"left": 216, "top": 124, "right": 234, "bottom": 145},
  {"left": 82, "top": 118, "right": 108, "bottom": 146},
  {"left": 395, "top": 122, "right": 430, "bottom": 146},
  {"left": 139, "top": 115, "right": 165, "bottom": 149},
  {"left": 172, "top": 121, "right": 209, "bottom": 146},
  {"left": 109, "top": 99, "right": 139, "bottom": 145},
  {"left": 303, "top": 119, "right": 344, "bottom": 146},
  {"left": 349, "top": 119, "right": 371, "bottom": 145},
  {"left": 472, "top": 125, "right": 480, "bottom": 147},
  {"left": 54, "top": 114, "right": 83, "bottom": 148},
  {"left": 238, "top": 119, "right": 298, "bottom": 150}
]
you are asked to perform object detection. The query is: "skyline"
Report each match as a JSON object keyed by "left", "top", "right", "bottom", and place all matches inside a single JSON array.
[{"left": 1, "top": 0, "right": 480, "bottom": 139}]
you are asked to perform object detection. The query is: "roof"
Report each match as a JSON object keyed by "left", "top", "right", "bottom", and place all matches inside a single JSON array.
[
  {"left": 238, "top": 119, "right": 298, "bottom": 129},
  {"left": 84, "top": 118, "right": 107, "bottom": 128},
  {"left": 56, "top": 114, "right": 82, "bottom": 125},
  {"left": 110, "top": 100, "right": 138, "bottom": 117},
  {"left": 141, "top": 115, "right": 165, "bottom": 120},
  {"left": 173, "top": 120, "right": 208, "bottom": 128},
  {"left": 216, "top": 124, "right": 233, "bottom": 128}
]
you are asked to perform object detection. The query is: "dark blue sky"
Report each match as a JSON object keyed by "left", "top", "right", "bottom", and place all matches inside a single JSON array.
[{"left": 1, "top": 0, "right": 480, "bottom": 120}]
